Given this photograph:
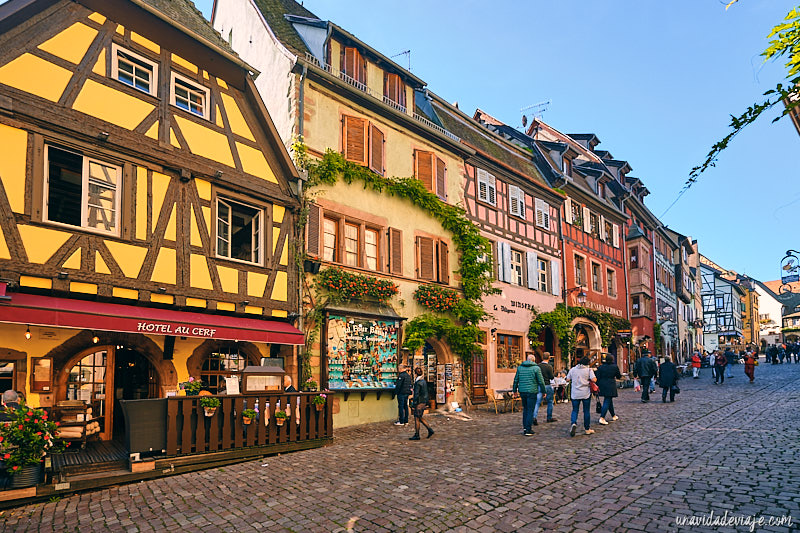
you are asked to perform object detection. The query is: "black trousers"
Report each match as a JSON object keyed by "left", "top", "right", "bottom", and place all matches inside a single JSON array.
[
  {"left": 640, "top": 376, "right": 652, "bottom": 401},
  {"left": 661, "top": 386, "right": 675, "bottom": 402}
]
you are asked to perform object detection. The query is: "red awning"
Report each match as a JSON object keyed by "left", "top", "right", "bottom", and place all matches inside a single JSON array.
[{"left": 0, "top": 293, "right": 303, "bottom": 345}]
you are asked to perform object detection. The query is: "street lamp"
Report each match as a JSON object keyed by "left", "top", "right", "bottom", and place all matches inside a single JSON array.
[{"left": 565, "top": 286, "right": 587, "bottom": 306}]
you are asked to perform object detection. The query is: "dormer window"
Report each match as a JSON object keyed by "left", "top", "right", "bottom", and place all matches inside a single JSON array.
[
  {"left": 598, "top": 181, "right": 606, "bottom": 199},
  {"left": 112, "top": 44, "right": 157, "bottom": 96},
  {"left": 384, "top": 73, "right": 406, "bottom": 110},
  {"left": 341, "top": 47, "right": 366, "bottom": 85},
  {"left": 171, "top": 73, "right": 210, "bottom": 119},
  {"left": 562, "top": 156, "right": 572, "bottom": 177}
]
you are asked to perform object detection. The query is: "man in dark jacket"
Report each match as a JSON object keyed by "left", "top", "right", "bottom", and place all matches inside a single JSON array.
[
  {"left": 633, "top": 351, "right": 658, "bottom": 403},
  {"left": 658, "top": 356, "right": 679, "bottom": 403},
  {"left": 534, "top": 352, "right": 557, "bottom": 423},
  {"left": 512, "top": 354, "right": 546, "bottom": 436},
  {"left": 724, "top": 348, "right": 735, "bottom": 378},
  {"left": 394, "top": 365, "right": 413, "bottom": 426},
  {"left": 409, "top": 367, "right": 433, "bottom": 440}
]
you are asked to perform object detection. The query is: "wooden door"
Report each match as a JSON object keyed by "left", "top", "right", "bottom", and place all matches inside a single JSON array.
[{"left": 471, "top": 349, "right": 487, "bottom": 401}]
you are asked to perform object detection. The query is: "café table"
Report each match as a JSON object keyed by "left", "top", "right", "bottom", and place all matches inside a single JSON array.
[{"left": 495, "top": 388, "right": 518, "bottom": 412}]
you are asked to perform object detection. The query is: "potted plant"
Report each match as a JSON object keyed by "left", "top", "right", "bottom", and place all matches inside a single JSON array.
[
  {"left": 199, "top": 397, "right": 220, "bottom": 417},
  {"left": 181, "top": 377, "right": 203, "bottom": 396},
  {"left": 311, "top": 394, "right": 327, "bottom": 412},
  {"left": 0, "top": 403, "right": 67, "bottom": 488},
  {"left": 241, "top": 408, "right": 257, "bottom": 425},
  {"left": 303, "top": 378, "right": 318, "bottom": 392},
  {"left": 274, "top": 410, "right": 287, "bottom": 426}
]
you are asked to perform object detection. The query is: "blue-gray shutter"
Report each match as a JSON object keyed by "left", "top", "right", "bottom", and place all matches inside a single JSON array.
[
  {"left": 526, "top": 251, "right": 538, "bottom": 290},
  {"left": 551, "top": 259, "right": 560, "bottom": 296}
]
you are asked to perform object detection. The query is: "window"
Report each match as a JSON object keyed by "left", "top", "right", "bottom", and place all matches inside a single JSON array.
[
  {"left": 575, "top": 254, "right": 585, "bottom": 286},
  {"left": 343, "top": 116, "right": 384, "bottom": 174},
  {"left": 383, "top": 72, "right": 406, "bottom": 109},
  {"left": 476, "top": 168, "right": 497, "bottom": 206},
  {"left": 629, "top": 246, "right": 639, "bottom": 269},
  {"left": 534, "top": 198, "right": 550, "bottom": 229},
  {"left": 496, "top": 334, "right": 522, "bottom": 369},
  {"left": 632, "top": 295, "right": 641, "bottom": 316},
  {"left": 598, "top": 181, "right": 606, "bottom": 199},
  {"left": 341, "top": 47, "right": 366, "bottom": 85},
  {"left": 415, "top": 150, "right": 446, "bottom": 199},
  {"left": 201, "top": 344, "right": 250, "bottom": 394},
  {"left": 607, "top": 268, "right": 616, "bottom": 297},
  {"left": 604, "top": 220, "right": 613, "bottom": 243},
  {"left": 416, "top": 236, "right": 449, "bottom": 284},
  {"left": 715, "top": 296, "right": 724, "bottom": 309},
  {"left": 589, "top": 212, "right": 600, "bottom": 238},
  {"left": 171, "top": 73, "right": 210, "bottom": 119},
  {"left": 562, "top": 156, "right": 572, "bottom": 177},
  {"left": 570, "top": 201, "right": 582, "bottom": 226},
  {"left": 112, "top": 44, "right": 157, "bottom": 95},
  {"left": 591, "top": 262, "right": 602, "bottom": 292},
  {"left": 0, "top": 361, "right": 14, "bottom": 394},
  {"left": 538, "top": 258, "right": 549, "bottom": 292},
  {"left": 323, "top": 217, "right": 337, "bottom": 262},
  {"left": 44, "top": 145, "right": 122, "bottom": 235},
  {"left": 365, "top": 228, "right": 378, "bottom": 270},
  {"left": 216, "top": 197, "right": 263, "bottom": 265},
  {"left": 508, "top": 184, "right": 525, "bottom": 218},
  {"left": 510, "top": 249, "right": 524, "bottom": 286},
  {"left": 344, "top": 222, "right": 359, "bottom": 266}
]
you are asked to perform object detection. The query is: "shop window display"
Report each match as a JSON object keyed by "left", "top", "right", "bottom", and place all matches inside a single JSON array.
[{"left": 326, "top": 315, "right": 399, "bottom": 389}]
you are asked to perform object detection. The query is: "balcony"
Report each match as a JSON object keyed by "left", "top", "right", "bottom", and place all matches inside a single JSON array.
[
  {"left": 304, "top": 53, "right": 460, "bottom": 142},
  {"left": 629, "top": 268, "right": 652, "bottom": 297}
]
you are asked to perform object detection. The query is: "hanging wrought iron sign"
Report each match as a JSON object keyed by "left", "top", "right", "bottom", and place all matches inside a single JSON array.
[{"left": 781, "top": 250, "right": 800, "bottom": 284}]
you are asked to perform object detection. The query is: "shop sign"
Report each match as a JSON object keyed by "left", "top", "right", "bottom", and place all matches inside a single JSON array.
[
  {"left": 326, "top": 315, "right": 399, "bottom": 389},
  {"left": 136, "top": 321, "right": 217, "bottom": 337},
  {"left": 583, "top": 301, "right": 624, "bottom": 317}
]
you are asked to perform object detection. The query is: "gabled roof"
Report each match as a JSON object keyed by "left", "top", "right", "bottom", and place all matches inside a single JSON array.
[
  {"left": 602, "top": 158, "right": 632, "bottom": 174},
  {"left": 251, "top": 0, "right": 318, "bottom": 57},
  {"left": 627, "top": 224, "right": 648, "bottom": 240}
]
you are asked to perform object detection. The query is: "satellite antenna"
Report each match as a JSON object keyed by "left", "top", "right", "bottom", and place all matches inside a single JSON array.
[{"left": 391, "top": 50, "right": 411, "bottom": 71}]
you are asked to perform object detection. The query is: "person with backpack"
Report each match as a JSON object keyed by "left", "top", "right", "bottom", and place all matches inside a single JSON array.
[
  {"left": 409, "top": 367, "right": 433, "bottom": 440},
  {"left": 714, "top": 351, "right": 727, "bottom": 384}
]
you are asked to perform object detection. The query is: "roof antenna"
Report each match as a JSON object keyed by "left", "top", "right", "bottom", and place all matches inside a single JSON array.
[{"left": 391, "top": 50, "right": 411, "bottom": 71}]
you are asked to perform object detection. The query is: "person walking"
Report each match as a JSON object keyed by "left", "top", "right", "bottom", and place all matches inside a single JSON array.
[
  {"left": 743, "top": 351, "right": 757, "bottom": 383},
  {"left": 595, "top": 354, "right": 621, "bottom": 425},
  {"left": 714, "top": 351, "right": 727, "bottom": 384},
  {"left": 724, "top": 348, "right": 735, "bottom": 378},
  {"left": 566, "top": 356, "right": 597, "bottom": 437},
  {"left": 534, "top": 352, "right": 557, "bottom": 424},
  {"left": 512, "top": 353, "right": 546, "bottom": 436},
  {"left": 394, "top": 364, "right": 413, "bottom": 426},
  {"left": 633, "top": 351, "right": 658, "bottom": 403},
  {"left": 658, "top": 356, "right": 679, "bottom": 403},
  {"left": 691, "top": 352, "right": 702, "bottom": 379},
  {"left": 409, "top": 367, "right": 433, "bottom": 440}
]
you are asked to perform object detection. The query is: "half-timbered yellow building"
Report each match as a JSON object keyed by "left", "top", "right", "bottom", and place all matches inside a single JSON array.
[{"left": 0, "top": 0, "right": 302, "bottom": 442}]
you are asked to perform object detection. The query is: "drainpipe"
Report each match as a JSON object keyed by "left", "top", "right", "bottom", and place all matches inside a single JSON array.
[{"left": 296, "top": 63, "right": 308, "bottom": 383}]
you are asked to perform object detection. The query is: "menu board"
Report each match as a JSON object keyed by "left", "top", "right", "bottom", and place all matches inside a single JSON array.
[
  {"left": 326, "top": 315, "right": 399, "bottom": 389},
  {"left": 31, "top": 357, "right": 52, "bottom": 392}
]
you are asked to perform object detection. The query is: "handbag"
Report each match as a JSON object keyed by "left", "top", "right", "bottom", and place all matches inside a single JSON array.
[
  {"left": 595, "top": 400, "right": 602, "bottom": 413},
  {"left": 589, "top": 381, "right": 599, "bottom": 394},
  {"left": 671, "top": 384, "right": 680, "bottom": 394}
]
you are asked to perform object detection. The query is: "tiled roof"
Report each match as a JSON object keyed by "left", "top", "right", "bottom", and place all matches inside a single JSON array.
[
  {"left": 251, "top": 0, "right": 319, "bottom": 56},
  {"left": 432, "top": 101, "right": 547, "bottom": 187},
  {"left": 139, "top": 0, "right": 237, "bottom": 56}
]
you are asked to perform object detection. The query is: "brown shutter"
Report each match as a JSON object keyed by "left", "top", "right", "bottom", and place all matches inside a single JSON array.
[
  {"left": 435, "top": 157, "right": 446, "bottom": 199},
  {"left": 343, "top": 47, "right": 355, "bottom": 78},
  {"left": 389, "top": 227, "right": 402, "bottom": 275},
  {"left": 343, "top": 115, "right": 367, "bottom": 165},
  {"left": 306, "top": 203, "right": 322, "bottom": 257},
  {"left": 417, "top": 236, "right": 435, "bottom": 280},
  {"left": 369, "top": 124, "right": 384, "bottom": 174},
  {"left": 415, "top": 150, "right": 434, "bottom": 192},
  {"left": 438, "top": 240, "right": 449, "bottom": 285}
]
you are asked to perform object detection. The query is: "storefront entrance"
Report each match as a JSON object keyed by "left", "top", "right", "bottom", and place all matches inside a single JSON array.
[{"left": 113, "top": 348, "right": 160, "bottom": 437}]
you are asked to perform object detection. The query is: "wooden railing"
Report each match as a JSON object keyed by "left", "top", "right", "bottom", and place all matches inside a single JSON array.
[{"left": 165, "top": 393, "right": 332, "bottom": 456}]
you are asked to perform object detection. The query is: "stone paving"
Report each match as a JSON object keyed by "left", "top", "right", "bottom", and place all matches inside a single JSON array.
[{"left": 2, "top": 360, "right": 799, "bottom": 532}]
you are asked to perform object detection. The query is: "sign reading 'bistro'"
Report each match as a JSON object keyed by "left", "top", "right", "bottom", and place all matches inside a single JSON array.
[{"left": 137, "top": 322, "right": 217, "bottom": 337}]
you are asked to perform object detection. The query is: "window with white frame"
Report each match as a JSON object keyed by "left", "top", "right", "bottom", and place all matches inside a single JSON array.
[
  {"left": 508, "top": 185, "right": 525, "bottom": 218},
  {"left": 534, "top": 198, "right": 550, "bottom": 230},
  {"left": 537, "top": 258, "right": 549, "bottom": 292},
  {"left": 476, "top": 168, "right": 497, "bottom": 206},
  {"left": 589, "top": 212, "right": 600, "bottom": 238},
  {"left": 45, "top": 145, "right": 121, "bottom": 236},
  {"left": 591, "top": 262, "right": 602, "bottom": 292},
  {"left": 607, "top": 268, "right": 616, "bottom": 297},
  {"left": 510, "top": 249, "right": 524, "bottom": 286},
  {"left": 171, "top": 73, "right": 210, "bottom": 119},
  {"left": 112, "top": 44, "right": 158, "bottom": 96},
  {"left": 574, "top": 254, "right": 585, "bottom": 286},
  {"left": 216, "top": 197, "right": 263, "bottom": 265}
]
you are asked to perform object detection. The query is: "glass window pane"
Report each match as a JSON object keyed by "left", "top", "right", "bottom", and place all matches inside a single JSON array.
[
  {"left": 365, "top": 229, "right": 378, "bottom": 270},
  {"left": 323, "top": 218, "right": 337, "bottom": 262},
  {"left": 47, "top": 147, "right": 83, "bottom": 227},
  {"left": 344, "top": 223, "right": 358, "bottom": 266}
]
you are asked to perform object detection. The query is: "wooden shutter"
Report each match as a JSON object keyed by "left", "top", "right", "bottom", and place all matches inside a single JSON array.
[
  {"left": 563, "top": 197, "right": 572, "bottom": 224},
  {"left": 369, "top": 124, "right": 384, "bottom": 174},
  {"left": 417, "top": 236, "right": 435, "bottom": 280},
  {"left": 477, "top": 168, "right": 488, "bottom": 202},
  {"left": 526, "top": 251, "right": 538, "bottom": 290},
  {"left": 551, "top": 259, "right": 560, "bottom": 296},
  {"left": 384, "top": 73, "right": 405, "bottom": 106},
  {"left": 612, "top": 223, "right": 620, "bottom": 247},
  {"left": 508, "top": 185, "right": 520, "bottom": 217},
  {"left": 436, "top": 157, "right": 446, "bottom": 199},
  {"left": 389, "top": 227, "right": 403, "bottom": 275},
  {"left": 343, "top": 47, "right": 364, "bottom": 83},
  {"left": 582, "top": 206, "right": 591, "bottom": 233},
  {"left": 499, "top": 241, "right": 512, "bottom": 283},
  {"left": 306, "top": 203, "right": 322, "bottom": 257},
  {"left": 438, "top": 240, "right": 449, "bottom": 284},
  {"left": 343, "top": 115, "right": 368, "bottom": 165},
  {"left": 599, "top": 215, "right": 607, "bottom": 241},
  {"left": 415, "top": 150, "right": 434, "bottom": 192}
]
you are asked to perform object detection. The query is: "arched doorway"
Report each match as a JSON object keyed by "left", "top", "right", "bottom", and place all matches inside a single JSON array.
[
  {"left": 574, "top": 325, "right": 590, "bottom": 365},
  {"left": 59, "top": 344, "right": 162, "bottom": 441},
  {"left": 411, "top": 339, "right": 454, "bottom": 405}
]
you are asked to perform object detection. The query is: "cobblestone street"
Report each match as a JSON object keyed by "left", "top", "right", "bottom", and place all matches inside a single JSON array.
[{"left": 2, "top": 361, "right": 799, "bottom": 533}]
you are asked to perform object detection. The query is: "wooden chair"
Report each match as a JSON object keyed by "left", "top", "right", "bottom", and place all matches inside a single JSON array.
[{"left": 486, "top": 389, "right": 504, "bottom": 414}]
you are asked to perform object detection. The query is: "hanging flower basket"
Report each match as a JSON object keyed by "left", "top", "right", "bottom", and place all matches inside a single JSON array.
[
  {"left": 312, "top": 394, "right": 327, "bottom": 411},
  {"left": 275, "top": 410, "right": 287, "bottom": 426},
  {"left": 203, "top": 407, "right": 217, "bottom": 417},
  {"left": 242, "top": 408, "right": 257, "bottom": 425},
  {"left": 199, "top": 397, "right": 220, "bottom": 417}
]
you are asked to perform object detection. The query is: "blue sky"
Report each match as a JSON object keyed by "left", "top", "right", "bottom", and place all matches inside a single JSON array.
[{"left": 200, "top": 0, "right": 797, "bottom": 283}]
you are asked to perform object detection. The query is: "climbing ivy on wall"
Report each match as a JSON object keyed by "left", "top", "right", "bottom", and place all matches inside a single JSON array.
[
  {"left": 294, "top": 144, "right": 497, "bottom": 374},
  {"left": 528, "top": 304, "right": 631, "bottom": 363}
]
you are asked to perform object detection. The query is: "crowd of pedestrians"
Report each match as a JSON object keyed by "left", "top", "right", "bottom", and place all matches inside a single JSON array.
[{"left": 765, "top": 342, "right": 799, "bottom": 364}]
